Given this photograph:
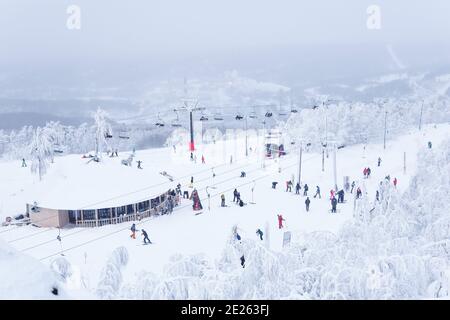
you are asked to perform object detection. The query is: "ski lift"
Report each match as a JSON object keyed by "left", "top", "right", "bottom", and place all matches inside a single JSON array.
[
  {"left": 235, "top": 113, "right": 243, "bottom": 120},
  {"left": 53, "top": 149, "right": 64, "bottom": 154},
  {"left": 278, "top": 111, "right": 287, "bottom": 116},
  {"left": 249, "top": 111, "right": 257, "bottom": 119},
  {"left": 265, "top": 112, "right": 273, "bottom": 118},
  {"left": 171, "top": 111, "right": 182, "bottom": 127},
  {"left": 105, "top": 132, "right": 113, "bottom": 139},
  {"left": 155, "top": 113, "right": 165, "bottom": 127},
  {"left": 200, "top": 115, "right": 209, "bottom": 121},
  {"left": 290, "top": 109, "right": 298, "bottom": 113},
  {"left": 213, "top": 112, "right": 224, "bottom": 121},
  {"left": 312, "top": 105, "right": 319, "bottom": 110},
  {"left": 118, "top": 130, "right": 130, "bottom": 139}
]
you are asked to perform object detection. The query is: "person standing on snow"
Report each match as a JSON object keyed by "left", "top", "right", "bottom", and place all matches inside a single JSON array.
[
  {"left": 305, "top": 197, "right": 311, "bottom": 212},
  {"left": 350, "top": 181, "right": 356, "bottom": 193},
  {"left": 233, "top": 189, "right": 238, "bottom": 202},
  {"left": 314, "top": 186, "right": 321, "bottom": 198},
  {"left": 331, "top": 197, "right": 338, "bottom": 213},
  {"left": 428, "top": 141, "right": 432, "bottom": 149},
  {"left": 378, "top": 157, "right": 382, "bottom": 167},
  {"left": 295, "top": 182, "right": 301, "bottom": 194},
  {"left": 201, "top": 155, "right": 205, "bottom": 164},
  {"left": 221, "top": 194, "right": 226, "bottom": 207},
  {"left": 137, "top": 160, "right": 143, "bottom": 169},
  {"left": 236, "top": 192, "right": 241, "bottom": 204},
  {"left": 256, "top": 229, "right": 264, "bottom": 240},
  {"left": 356, "top": 187, "right": 362, "bottom": 199},
  {"left": 303, "top": 184, "right": 309, "bottom": 196},
  {"left": 277, "top": 214, "right": 285, "bottom": 229},
  {"left": 21, "top": 158, "right": 27, "bottom": 167},
  {"left": 240, "top": 255, "right": 245, "bottom": 268},
  {"left": 286, "top": 180, "right": 292, "bottom": 192},
  {"left": 376, "top": 190, "right": 380, "bottom": 201},
  {"left": 130, "top": 223, "right": 138, "bottom": 239},
  {"left": 141, "top": 229, "right": 152, "bottom": 244},
  {"left": 393, "top": 177, "right": 398, "bottom": 188},
  {"left": 367, "top": 167, "right": 371, "bottom": 178},
  {"left": 337, "top": 189, "right": 345, "bottom": 203}
]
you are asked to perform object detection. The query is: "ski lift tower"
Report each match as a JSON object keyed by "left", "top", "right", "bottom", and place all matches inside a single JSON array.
[{"left": 175, "top": 78, "right": 205, "bottom": 152}]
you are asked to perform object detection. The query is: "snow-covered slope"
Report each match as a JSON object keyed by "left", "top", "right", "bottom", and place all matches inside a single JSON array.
[{"left": 0, "top": 123, "right": 449, "bottom": 299}]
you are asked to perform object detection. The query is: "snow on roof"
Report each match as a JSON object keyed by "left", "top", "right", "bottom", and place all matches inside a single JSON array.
[
  {"left": 25, "top": 152, "right": 174, "bottom": 210},
  {"left": 0, "top": 239, "right": 67, "bottom": 299}
]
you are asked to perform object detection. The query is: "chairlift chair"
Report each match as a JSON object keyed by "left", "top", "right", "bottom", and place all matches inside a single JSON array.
[
  {"left": 213, "top": 112, "right": 224, "bottom": 121},
  {"left": 235, "top": 113, "right": 243, "bottom": 120},
  {"left": 265, "top": 112, "right": 273, "bottom": 118}
]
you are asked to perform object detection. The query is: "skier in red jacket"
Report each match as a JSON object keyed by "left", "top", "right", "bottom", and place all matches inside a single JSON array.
[{"left": 277, "top": 214, "right": 285, "bottom": 229}]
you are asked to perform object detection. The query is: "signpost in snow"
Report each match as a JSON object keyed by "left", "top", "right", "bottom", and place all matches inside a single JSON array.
[{"left": 282, "top": 231, "right": 291, "bottom": 248}]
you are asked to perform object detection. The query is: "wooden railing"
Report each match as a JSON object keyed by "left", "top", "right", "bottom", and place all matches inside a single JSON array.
[{"left": 74, "top": 199, "right": 177, "bottom": 228}]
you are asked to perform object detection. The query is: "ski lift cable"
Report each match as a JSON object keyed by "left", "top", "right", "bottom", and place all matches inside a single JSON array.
[{"left": 37, "top": 152, "right": 320, "bottom": 261}]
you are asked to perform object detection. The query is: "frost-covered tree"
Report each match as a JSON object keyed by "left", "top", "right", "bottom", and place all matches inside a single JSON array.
[
  {"left": 96, "top": 247, "right": 129, "bottom": 299},
  {"left": 93, "top": 108, "right": 112, "bottom": 159},
  {"left": 30, "top": 127, "right": 54, "bottom": 180}
]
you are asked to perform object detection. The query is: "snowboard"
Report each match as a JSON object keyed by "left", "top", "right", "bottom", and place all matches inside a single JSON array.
[
  {"left": 142, "top": 242, "right": 153, "bottom": 245},
  {"left": 194, "top": 211, "right": 204, "bottom": 216}
]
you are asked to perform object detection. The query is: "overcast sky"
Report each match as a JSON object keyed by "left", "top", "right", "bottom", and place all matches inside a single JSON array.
[{"left": 0, "top": 0, "right": 449, "bottom": 85}]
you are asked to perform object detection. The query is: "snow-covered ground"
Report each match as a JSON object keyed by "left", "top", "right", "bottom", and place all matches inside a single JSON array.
[{"left": 0, "top": 123, "right": 449, "bottom": 299}]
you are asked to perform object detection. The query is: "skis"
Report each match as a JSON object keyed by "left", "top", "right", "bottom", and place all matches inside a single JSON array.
[{"left": 194, "top": 211, "right": 204, "bottom": 216}]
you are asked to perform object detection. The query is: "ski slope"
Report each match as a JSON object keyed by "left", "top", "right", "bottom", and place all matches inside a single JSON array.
[{"left": 0, "top": 123, "right": 449, "bottom": 298}]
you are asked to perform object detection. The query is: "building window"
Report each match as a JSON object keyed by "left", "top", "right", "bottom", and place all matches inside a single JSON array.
[
  {"left": 116, "top": 206, "right": 126, "bottom": 216},
  {"left": 127, "top": 204, "right": 134, "bottom": 214},
  {"left": 151, "top": 197, "right": 160, "bottom": 208},
  {"left": 98, "top": 208, "right": 110, "bottom": 219},
  {"left": 138, "top": 200, "right": 149, "bottom": 212},
  {"left": 82, "top": 210, "right": 96, "bottom": 220}
]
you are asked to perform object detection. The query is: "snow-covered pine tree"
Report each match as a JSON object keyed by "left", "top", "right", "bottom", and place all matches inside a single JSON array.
[
  {"left": 30, "top": 127, "right": 53, "bottom": 180},
  {"left": 93, "top": 108, "right": 112, "bottom": 159}
]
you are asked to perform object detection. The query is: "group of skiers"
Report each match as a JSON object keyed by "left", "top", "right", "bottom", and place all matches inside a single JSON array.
[
  {"left": 130, "top": 223, "right": 152, "bottom": 244},
  {"left": 189, "top": 153, "right": 206, "bottom": 164},
  {"left": 232, "top": 189, "right": 245, "bottom": 207},
  {"left": 363, "top": 167, "right": 372, "bottom": 178}
]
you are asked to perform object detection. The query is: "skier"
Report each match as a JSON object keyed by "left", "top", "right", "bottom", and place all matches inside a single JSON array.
[
  {"left": 377, "top": 157, "right": 382, "bottom": 167},
  {"left": 337, "top": 189, "right": 345, "bottom": 203},
  {"left": 305, "top": 197, "right": 311, "bottom": 212},
  {"left": 236, "top": 192, "right": 241, "bottom": 204},
  {"left": 130, "top": 223, "right": 137, "bottom": 239},
  {"left": 428, "top": 141, "right": 432, "bottom": 149},
  {"left": 233, "top": 189, "right": 238, "bottom": 202},
  {"left": 141, "top": 229, "right": 152, "bottom": 244},
  {"left": 190, "top": 152, "right": 194, "bottom": 161},
  {"left": 201, "top": 155, "right": 205, "bottom": 164},
  {"left": 21, "top": 158, "right": 27, "bottom": 167},
  {"left": 277, "top": 214, "right": 285, "bottom": 229},
  {"left": 256, "top": 228, "right": 264, "bottom": 240},
  {"left": 236, "top": 233, "right": 241, "bottom": 241},
  {"left": 330, "top": 189, "right": 335, "bottom": 200},
  {"left": 350, "top": 181, "right": 356, "bottom": 193},
  {"left": 393, "top": 177, "right": 398, "bottom": 188},
  {"left": 240, "top": 255, "right": 245, "bottom": 268},
  {"left": 240, "top": 171, "right": 246, "bottom": 178},
  {"left": 272, "top": 181, "right": 278, "bottom": 189},
  {"left": 363, "top": 168, "right": 368, "bottom": 178},
  {"left": 314, "top": 186, "right": 321, "bottom": 199},
  {"left": 176, "top": 183, "right": 182, "bottom": 195},
  {"left": 303, "top": 184, "right": 309, "bottom": 196},
  {"left": 367, "top": 167, "right": 371, "bottom": 178},
  {"left": 331, "top": 197, "right": 338, "bottom": 213},
  {"left": 221, "top": 194, "right": 226, "bottom": 207},
  {"left": 376, "top": 190, "right": 380, "bottom": 201},
  {"left": 137, "top": 160, "right": 143, "bottom": 169},
  {"left": 295, "top": 182, "right": 301, "bottom": 194},
  {"left": 191, "top": 176, "right": 194, "bottom": 184},
  {"left": 356, "top": 187, "right": 362, "bottom": 199},
  {"left": 286, "top": 180, "right": 292, "bottom": 192},
  {"left": 183, "top": 190, "right": 189, "bottom": 199}
]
